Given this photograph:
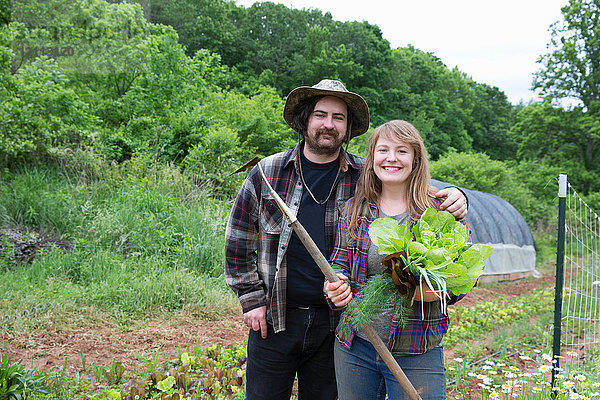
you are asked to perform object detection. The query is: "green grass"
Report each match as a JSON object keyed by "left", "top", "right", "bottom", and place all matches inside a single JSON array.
[{"left": 0, "top": 160, "right": 238, "bottom": 329}]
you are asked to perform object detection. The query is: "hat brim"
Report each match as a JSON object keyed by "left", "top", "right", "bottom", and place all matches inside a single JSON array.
[{"left": 283, "top": 86, "right": 370, "bottom": 138}]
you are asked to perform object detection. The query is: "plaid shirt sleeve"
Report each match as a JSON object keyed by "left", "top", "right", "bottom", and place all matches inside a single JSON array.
[{"left": 224, "top": 168, "right": 268, "bottom": 313}]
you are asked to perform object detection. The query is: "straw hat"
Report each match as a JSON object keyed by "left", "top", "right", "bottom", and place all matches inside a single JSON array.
[{"left": 283, "top": 79, "right": 370, "bottom": 138}]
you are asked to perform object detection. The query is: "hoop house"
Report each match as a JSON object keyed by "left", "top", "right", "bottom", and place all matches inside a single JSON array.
[{"left": 431, "top": 179, "right": 536, "bottom": 282}]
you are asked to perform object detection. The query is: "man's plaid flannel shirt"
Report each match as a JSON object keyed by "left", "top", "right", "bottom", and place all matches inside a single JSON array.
[{"left": 224, "top": 141, "right": 364, "bottom": 333}]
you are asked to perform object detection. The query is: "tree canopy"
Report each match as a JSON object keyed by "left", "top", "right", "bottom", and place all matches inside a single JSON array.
[
  {"left": 533, "top": 0, "right": 600, "bottom": 109},
  {"left": 2, "top": 0, "right": 597, "bottom": 209},
  {"left": 521, "top": 0, "right": 600, "bottom": 194}
]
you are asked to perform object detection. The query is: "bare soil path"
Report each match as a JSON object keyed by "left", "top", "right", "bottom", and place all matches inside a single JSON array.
[{"left": 1, "top": 274, "right": 555, "bottom": 379}]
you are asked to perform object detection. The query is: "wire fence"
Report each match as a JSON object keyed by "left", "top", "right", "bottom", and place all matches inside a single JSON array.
[{"left": 552, "top": 174, "right": 600, "bottom": 388}]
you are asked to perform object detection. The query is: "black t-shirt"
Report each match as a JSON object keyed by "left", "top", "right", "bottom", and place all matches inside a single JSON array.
[{"left": 286, "top": 151, "right": 340, "bottom": 308}]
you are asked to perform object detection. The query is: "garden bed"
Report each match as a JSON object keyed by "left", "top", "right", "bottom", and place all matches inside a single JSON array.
[{"left": 1, "top": 273, "right": 558, "bottom": 398}]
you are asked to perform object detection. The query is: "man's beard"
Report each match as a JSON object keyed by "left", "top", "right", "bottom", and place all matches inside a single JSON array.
[{"left": 304, "top": 129, "right": 346, "bottom": 157}]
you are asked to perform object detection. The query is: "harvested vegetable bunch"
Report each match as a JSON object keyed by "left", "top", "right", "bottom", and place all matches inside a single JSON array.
[
  {"left": 368, "top": 208, "right": 493, "bottom": 313},
  {"left": 338, "top": 274, "right": 410, "bottom": 337}
]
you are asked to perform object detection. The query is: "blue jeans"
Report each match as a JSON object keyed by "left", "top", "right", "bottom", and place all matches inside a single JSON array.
[
  {"left": 245, "top": 307, "right": 337, "bottom": 400},
  {"left": 334, "top": 336, "right": 446, "bottom": 400}
]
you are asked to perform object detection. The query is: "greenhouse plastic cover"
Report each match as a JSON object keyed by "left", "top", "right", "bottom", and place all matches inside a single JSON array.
[{"left": 431, "top": 179, "right": 536, "bottom": 276}]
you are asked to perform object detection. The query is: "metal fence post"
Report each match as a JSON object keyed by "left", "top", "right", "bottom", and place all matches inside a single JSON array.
[{"left": 551, "top": 174, "right": 567, "bottom": 392}]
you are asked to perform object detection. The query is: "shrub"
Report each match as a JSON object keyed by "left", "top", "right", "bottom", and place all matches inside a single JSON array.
[
  {"left": 431, "top": 152, "right": 555, "bottom": 225},
  {"left": 0, "top": 57, "right": 99, "bottom": 167}
]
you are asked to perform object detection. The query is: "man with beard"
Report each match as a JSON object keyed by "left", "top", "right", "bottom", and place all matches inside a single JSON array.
[{"left": 224, "top": 80, "right": 468, "bottom": 400}]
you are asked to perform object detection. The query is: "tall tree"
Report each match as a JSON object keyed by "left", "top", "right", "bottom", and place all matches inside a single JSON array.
[
  {"left": 510, "top": 103, "right": 600, "bottom": 192},
  {"left": 528, "top": 0, "right": 600, "bottom": 192},
  {"left": 148, "top": 0, "right": 245, "bottom": 66},
  {"left": 533, "top": 0, "right": 600, "bottom": 108},
  {"left": 467, "top": 83, "right": 516, "bottom": 160},
  {"left": 331, "top": 20, "right": 391, "bottom": 90},
  {"left": 239, "top": 2, "right": 331, "bottom": 92},
  {"left": 289, "top": 26, "right": 362, "bottom": 88}
]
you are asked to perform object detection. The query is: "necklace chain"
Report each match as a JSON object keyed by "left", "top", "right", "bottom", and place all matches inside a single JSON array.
[{"left": 298, "top": 154, "right": 341, "bottom": 205}]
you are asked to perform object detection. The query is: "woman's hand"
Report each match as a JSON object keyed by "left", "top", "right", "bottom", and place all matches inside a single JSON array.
[
  {"left": 326, "top": 273, "right": 353, "bottom": 307},
  {"left": 415, "top": 280, "right": 440, "bottom": 302}
]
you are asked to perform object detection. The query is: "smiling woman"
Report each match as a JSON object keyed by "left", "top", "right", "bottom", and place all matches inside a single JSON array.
[
  {"left": 373, "top": 135, "right": 414, "bottom": 198},
  {"left": 326, "top": 120, "right": 462, "bottom": 400}
]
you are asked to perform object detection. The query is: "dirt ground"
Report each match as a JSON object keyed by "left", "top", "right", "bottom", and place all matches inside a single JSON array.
[
  {"left": 1, "top": 274, "right": 555, "bottom": 378},
  {"left": 0, "top": 227, "right": 558, "bottom": 378}
]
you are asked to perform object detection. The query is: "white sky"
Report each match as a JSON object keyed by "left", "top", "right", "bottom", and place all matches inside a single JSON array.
[{"left": 235, "top": 0, "right": 568, "bottom": 105}]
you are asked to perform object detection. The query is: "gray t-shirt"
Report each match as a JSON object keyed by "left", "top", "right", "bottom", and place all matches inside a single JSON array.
[{"left": 356, "top": 212, "right": 410, "bottom": 344}]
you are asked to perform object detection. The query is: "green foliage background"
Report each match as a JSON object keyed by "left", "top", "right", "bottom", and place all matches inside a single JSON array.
[{"left": 0, "top": 0, "right": 598, "bottom": 320}]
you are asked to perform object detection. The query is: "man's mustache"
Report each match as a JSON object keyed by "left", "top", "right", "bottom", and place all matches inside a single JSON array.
[{"left": 315, "top": 128, "right": 339, "bottom": 136}]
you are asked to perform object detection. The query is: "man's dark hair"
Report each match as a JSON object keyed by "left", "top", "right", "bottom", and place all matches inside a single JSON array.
[{"left": 291, "top": 95, "right": 354, "bottom": 141}]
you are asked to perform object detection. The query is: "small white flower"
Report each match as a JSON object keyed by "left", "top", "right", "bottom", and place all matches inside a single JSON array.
[
  {"left": 539, "top": 365, "right": 553, "bottom": 373},
  {"left": 592, "top": 280, "right": 600, "bottom": 286},
  {"left": 567, "top": 350, "right": 579, "bottom": 357},
  {"left": 489, "top": 393, "right": 500, "bottom": 399},
  {"left": 570, "top": 393, "right": 581, "bottom": 400},
  {"left": 476, "top": 374, "right": 486, "bottom": 380},
  {"left": 532, "top": 386, "right": 542, "bottom": 392},
  {"left": 488, "top": 370, "right": 498, "bottom": 375},
  {"left": 533, "top": 349, "right": 542, "bottom": 353},
  {"left": 519, "top": 355, "right": 532, "bottom": 361},
  {"left": 509, "top": 365, "right": 520, "bottom": 371},
  {"left": 502, "top": 383, "right": 513, "bottom": 393},
  {"left": 448, "top": 366, "right": 455, "bottom": 371},
  {"left": 593, "top": 382, "right": 600, "bottom": 388},
  {"left": 542, "top": 353, "right": 553, "bottom": 362},
  {"left": 453, "top": 357, "right": 464, "bottom": 363},
  {"left": 575, "top": 374, "right": 586, "bottom": 382},
  {"left": 564, "top": 381, "right": 575, "bottom": 388},
  {"left": 482, "top": 365, "right": 492, "bottom": 370}
]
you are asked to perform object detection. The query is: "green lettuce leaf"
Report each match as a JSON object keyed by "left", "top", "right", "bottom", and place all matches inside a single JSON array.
[
  {"left": 369, "top": 218, "right": 413, "bottom": 255},
  {"left": 369, "top": 208, "right": 495, "bottom": 301}
]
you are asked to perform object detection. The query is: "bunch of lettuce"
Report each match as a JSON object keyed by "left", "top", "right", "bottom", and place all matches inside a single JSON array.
[{"left": 369, "top": 208, "right": 493, "bottom": 312}]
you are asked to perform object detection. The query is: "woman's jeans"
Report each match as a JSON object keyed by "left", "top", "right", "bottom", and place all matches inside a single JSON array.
[
  {"left": 245, "top": 307, "right": 337, "bottom": 400},
  {"left": 334, "top": 336, "right": 446, "bottom": 400}
]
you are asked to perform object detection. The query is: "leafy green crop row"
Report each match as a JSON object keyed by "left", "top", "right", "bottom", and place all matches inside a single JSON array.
[{"left": 446, "top": 286, "right": 555, "bottom": 346}]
